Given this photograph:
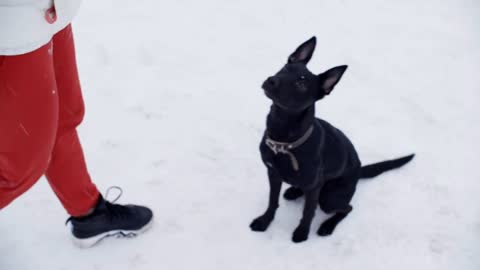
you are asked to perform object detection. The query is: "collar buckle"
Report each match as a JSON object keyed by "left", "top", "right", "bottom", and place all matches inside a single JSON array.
[
  {"left": 264, "top": 125, "right": 314, "bottom": 172},
  {"left": 265, "top": 139, "right": 289, "bottom": 155}
]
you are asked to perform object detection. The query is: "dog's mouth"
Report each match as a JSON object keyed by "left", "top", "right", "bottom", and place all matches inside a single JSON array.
[
  {"left": 262, "top": 81, "right": 273, "bottom": 98},
  {"left": 262, "top": 87, "right": 273, "bottom": 100},
  {"left": 261, "top": 81, "right": 268, "bottom": 90},
  {"left": 261, "top": 86, "right": 304, "bottom": 112},
  {"left": 262, "top": 85, "right": 286, "bottom": 108}
]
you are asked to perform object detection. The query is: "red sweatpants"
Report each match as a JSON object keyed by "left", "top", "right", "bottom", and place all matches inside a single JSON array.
[{"left": 0, "top": 25, "right": 99, "bottom": 216}]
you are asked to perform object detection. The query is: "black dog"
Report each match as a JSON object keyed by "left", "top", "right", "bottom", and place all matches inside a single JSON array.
[{"left": 250, "top": 36, "right": 414, "bottom": 243}]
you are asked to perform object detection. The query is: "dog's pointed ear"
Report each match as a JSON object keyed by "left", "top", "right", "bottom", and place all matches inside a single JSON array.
[
  {"left": 288, "top": 36, "right": 317, "bottom": 64},
  {"left": 318, "top": 65, "right": 348, "bottom": 96}
]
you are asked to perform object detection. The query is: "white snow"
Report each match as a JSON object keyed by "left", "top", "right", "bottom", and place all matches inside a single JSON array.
[{"left": 1, "top": 0, "right": 479, "bottom": 269}]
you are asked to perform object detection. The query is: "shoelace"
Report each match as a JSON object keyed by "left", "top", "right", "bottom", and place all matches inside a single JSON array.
[
  {"left": 104, "top": 186, "right": 131, "bottom": 221},
  {"left": 105, "top": 186, "right": 123, "bottom": 203},
  {"left": 66, "top": 186, "right": 125, "bottom": 225}
]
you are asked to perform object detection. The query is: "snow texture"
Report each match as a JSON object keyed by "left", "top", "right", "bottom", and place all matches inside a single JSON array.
[{"left": 1, "top": 0, "right": 479, "bottom": 269}]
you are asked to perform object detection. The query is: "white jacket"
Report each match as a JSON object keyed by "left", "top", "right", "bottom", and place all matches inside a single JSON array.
[{"left": 0, "top": 0, "right": 82, "bottom": 55}]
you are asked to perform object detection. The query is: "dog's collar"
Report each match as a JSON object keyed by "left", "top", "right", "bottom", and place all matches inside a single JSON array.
[{"left": 265, "top": 125, "right": 314, "bottom": 171}]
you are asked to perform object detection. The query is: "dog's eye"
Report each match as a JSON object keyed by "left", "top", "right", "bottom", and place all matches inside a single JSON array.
[{"left": 299, "top": 76, "right": 306, "bottom": 80}]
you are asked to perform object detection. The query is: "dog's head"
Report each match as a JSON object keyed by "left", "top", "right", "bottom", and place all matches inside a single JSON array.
[{"left": 262, "top": 37, "right": 348, "bottom": 112}]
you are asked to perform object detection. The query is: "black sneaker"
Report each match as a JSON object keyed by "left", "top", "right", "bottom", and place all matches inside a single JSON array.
[{"left": 66, "top": 189, "right": 153, "bottom": 248}]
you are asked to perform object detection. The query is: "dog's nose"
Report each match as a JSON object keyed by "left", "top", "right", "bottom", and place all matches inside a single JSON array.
[{"left": 266, "top": 77, "right": 280, "bottom": 88}]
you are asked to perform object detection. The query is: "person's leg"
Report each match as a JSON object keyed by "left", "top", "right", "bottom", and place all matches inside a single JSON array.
[
  {"left": 0, "top": 43, "right": 59, "bottom": 209},
  {"left": 47, "top": 25, "right": 152, "bottom": 248},
  {"left": 45, "top": 25, "right": 100, "bottom": 217}
]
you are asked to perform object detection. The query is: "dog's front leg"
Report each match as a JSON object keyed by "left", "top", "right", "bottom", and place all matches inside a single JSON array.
[
  {"left": 292, "top": 186, "right": 321, "bottom": 243},
  {"left": 250, "top": 169, "right": 282, "bottom": 232}
]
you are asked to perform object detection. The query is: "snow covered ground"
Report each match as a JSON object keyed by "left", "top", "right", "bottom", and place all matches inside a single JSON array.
[{"left": 1, "top": 0, "right": 479, "bottom": 269}]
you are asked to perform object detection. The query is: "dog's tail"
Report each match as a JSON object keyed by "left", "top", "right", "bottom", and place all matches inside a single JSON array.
[{"left": 360, "top": 154, "right": 415, "bottom": 179}]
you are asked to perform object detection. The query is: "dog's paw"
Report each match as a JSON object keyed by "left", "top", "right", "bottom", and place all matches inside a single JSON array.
[
  {"left": 250, "top": 216, "right": 273, "bottom": 232},
  {"left": 283, "top": 187, "right": 304, "bottom": 201},
  {"left": 292, "top": 227, "right": 309, "bottom": 243},
  {"left": 317, "top": 221, "right": 336, "bottom": 236}
]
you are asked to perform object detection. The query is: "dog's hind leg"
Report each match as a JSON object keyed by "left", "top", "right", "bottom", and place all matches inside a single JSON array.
[
  {"left": 317, "top": 171, "right": 359, "bottom": 236},
  {"left": 283, "top": 186, "right": 304, "bottom": 201},
  {"left": 317, "top": 206, "right": 352, "bottom": 236}
]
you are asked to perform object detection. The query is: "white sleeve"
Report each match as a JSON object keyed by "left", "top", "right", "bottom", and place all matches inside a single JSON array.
[{"left": 0, "top": 0, "right": 82, "bottom": 56}]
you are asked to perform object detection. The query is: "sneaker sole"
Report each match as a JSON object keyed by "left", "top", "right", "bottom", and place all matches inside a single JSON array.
[{"left": 71, "top": 218, "right": 154, "bottom": 249}]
